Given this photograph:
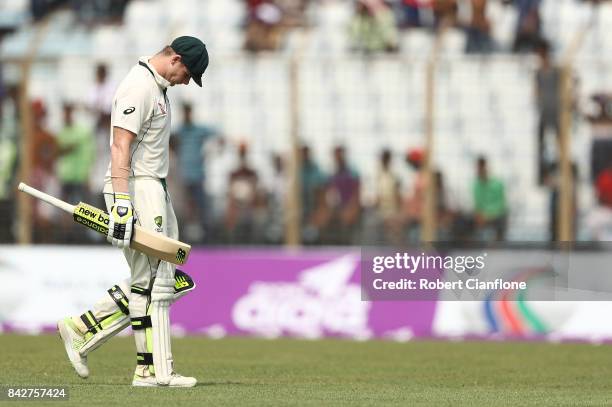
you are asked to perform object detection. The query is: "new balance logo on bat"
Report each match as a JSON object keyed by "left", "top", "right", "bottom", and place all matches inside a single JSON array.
[{"left": 73, "top": 204, "right": 110, "bottom": 235}]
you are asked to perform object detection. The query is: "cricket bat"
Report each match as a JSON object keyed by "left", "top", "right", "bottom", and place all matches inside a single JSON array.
[{"left": 18, "top": 182, "right": 190, "bottom": 265}]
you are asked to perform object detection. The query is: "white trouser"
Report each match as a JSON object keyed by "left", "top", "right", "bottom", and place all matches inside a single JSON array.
[{"left": 102, "top": 177, "right": 179, "bottom": 377}]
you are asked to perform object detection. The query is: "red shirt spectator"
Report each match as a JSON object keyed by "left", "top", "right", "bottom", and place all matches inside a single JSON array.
[{"left": 596, "top": 168, "right": 612, "bottom": 207}]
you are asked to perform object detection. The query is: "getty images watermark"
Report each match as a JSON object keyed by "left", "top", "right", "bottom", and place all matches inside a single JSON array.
[
  {"left": 370, "top": 251, "right": 525, "bottom": 291},
  {"left": 361, "top": 244, "right": 612, "bottom": 301}
]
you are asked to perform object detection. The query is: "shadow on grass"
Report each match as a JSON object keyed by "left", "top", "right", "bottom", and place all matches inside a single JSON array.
[
  {"left": 80, "top": 381, "right": 251, "bottom": 388},
  {"left": 197, "top": 381, "right": 251, "bottom": 387}
]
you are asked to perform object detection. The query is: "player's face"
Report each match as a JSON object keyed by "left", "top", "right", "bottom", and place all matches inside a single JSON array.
[{"left": 169, "top": 57, "right": 191, "bottom": 86}]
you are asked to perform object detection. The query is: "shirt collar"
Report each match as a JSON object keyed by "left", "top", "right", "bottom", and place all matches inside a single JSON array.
[{"left": 138, "top": 56, "right": 171, "bottom": 90}]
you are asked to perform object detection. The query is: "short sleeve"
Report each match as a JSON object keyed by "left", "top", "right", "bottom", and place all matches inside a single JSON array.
[{"left": 112, "top": 85, "right": 152, "bottom": 136}]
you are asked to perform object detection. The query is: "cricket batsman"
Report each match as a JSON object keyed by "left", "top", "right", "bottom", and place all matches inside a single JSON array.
[{"left": 56, "top": 36, "right": 209, "bottom": 387}]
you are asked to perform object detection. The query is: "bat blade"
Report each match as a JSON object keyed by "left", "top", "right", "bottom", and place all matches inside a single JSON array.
[
  {"left": 19, "top": 182, "right": 191, "bottom": 265},
  {"left": 131, "top": 228, "right": 191, "bottom": 265}
]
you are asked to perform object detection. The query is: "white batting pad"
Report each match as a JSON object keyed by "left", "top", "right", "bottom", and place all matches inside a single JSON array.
[
  {"left": 150, "top": 263, "right": 175, "bottom": 384},
  {"left": 151, "top": 299, "right": 172, "bottom": 384}
]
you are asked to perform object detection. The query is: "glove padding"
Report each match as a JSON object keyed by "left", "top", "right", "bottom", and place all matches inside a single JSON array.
[{"left": 107, "top": 192, "right": 134, "bottom": 248}]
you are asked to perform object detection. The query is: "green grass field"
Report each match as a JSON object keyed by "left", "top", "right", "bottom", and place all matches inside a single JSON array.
[{"left": 0, "top": 335, "right": 611, "bottom": 406}]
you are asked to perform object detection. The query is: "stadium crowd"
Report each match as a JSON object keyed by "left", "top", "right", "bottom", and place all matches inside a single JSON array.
[
  {"left": 0, "top": 79, "right": 516, "bottom": 246},
  {"left": 1, "top": 0, "right": 612, "bottom": 245}
]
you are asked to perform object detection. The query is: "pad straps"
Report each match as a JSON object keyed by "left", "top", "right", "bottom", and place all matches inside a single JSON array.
[
  {"left": 107, "top": 285, "right": 130, "bottom": 315},
  {"left": 80, "top": 311, "right": 101, "bottom": 334},
  {"left": 136, "top": 352, "right": 153, "bottom": 365},
  {"left": 131, "top": 316, "right": 153, "bottom": 330},
  {"left": 131, "top": 285, "right": 151, "bottom": 296}
]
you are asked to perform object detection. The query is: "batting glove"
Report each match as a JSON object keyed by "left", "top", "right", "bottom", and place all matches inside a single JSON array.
[{"left": 107, "top": 192, "right": 134, "bottom": 248}]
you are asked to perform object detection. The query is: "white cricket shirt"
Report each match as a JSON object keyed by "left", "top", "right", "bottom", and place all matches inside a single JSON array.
[{"left": 105, "top": 56, "right": 172, "bottom": 181}]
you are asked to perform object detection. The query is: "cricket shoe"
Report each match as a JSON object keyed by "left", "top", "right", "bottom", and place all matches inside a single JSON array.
[
  {"left": 57, "top": 318, "right": 89, "bottom": 379},
  {"left": 132, "top": 372, "right": 197, "bottom": 388}
]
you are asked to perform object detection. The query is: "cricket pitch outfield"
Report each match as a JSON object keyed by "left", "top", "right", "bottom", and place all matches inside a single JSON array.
[{"left": 0, "top": 335, "right": 611, "bottom": 406}]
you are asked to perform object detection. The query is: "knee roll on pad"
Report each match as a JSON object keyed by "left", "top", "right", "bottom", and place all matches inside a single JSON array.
[
  {"left": 132, "top": 269, "right": 196, "bottom": 303},
  {"left": 152, "top": 278, "right": 175, "bottom": 302},
  {"left": 152, "top": 262, "right": 177, "bottom": 302}
]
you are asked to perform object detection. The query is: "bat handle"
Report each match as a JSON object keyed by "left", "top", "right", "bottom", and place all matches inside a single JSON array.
[{"left": 18, "top": 182, "right": 75, "bottom": 214}]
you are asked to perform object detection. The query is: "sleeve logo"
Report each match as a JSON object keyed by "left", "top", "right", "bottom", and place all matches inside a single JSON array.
[{"left": 123, "top": 107, "right": 136, "bottom": 115}]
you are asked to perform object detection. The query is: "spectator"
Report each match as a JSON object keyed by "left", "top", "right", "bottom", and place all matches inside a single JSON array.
[
  {"left": 174, "top": 103, "right": 220, "bottom": 244},
  {"left": 30, "top": 99, "right": 59, "bottom": 243},
  {"left": 244, "top": 0, "right": 285, "bottom": 52},
  {"left": 56, "top": 103, "right": 95, "bottom": 205},
  {"left": 349, "top": 0, "right": 399, "bottom": 53},
  {"left": 56, "top": 103, "right": 95, "bottom": 243},
  {"left": 432, "top": 0, "right": 458, "bottom": 29},
  {"left": 274, "top": 0, "right": 309, "bottom": 27},
  {"left": 585, "top": 166, "right": 612, "bottom": 241},
  {"left": 71, "top": 0, "right": 129, "bottom": 25},
  {"left": 320, "top": 145, "right": 361, "bottom": 245},
  {"left": 265, "top": 152, "right": 287, "bottom": 243},
  {"left": 472, "top": 156, "right": 507, "bottom": 241},
  {"left": 586, "top": 93, "right": 612, "bottom": 183},
  {"left": 596, "top": 165, "right": 612, "bottom": 207},
  {"left": 299, "top": 145, "right": 327, "bottom": 244},
  {"left": 225, "top": 143, "right": 262, "bottom": 243},
  {"left": 0, "top": 85, "right": 19, "bottom": 242},
  {"left": 465, "top": 0, "right": 495, "bottom": 54},
  {"left": 402, "top": 148, "right": 426, "bottom": 242},
  {"left": 205, "top": 136, "right": 234, "bottom": 244},
  {"left": 504, "top": 0, "right": 543, "bottom": 53},
  {"left": 396, "top": 0, "right": 429, "bottom": 29},
  {"left": 31, "top": 0, "right": 65, "bottom": 21},
  {"left": 30, "top": 99, "right": 56, "bottom": 177},
  {"left": 374, "top": 148, "right": 401, "bottom": 244},
  {"left": 400, "top": 150, "right": 454, "bottom": 241},
  {"left": 87, "top": 63, "right": 115, "bottom": 207},
  {"left": 88, "top": 63, "right": 114, "bottom": 135},
  {"left": 534, "top": 39, "right": 561, "bottom": 185}
]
